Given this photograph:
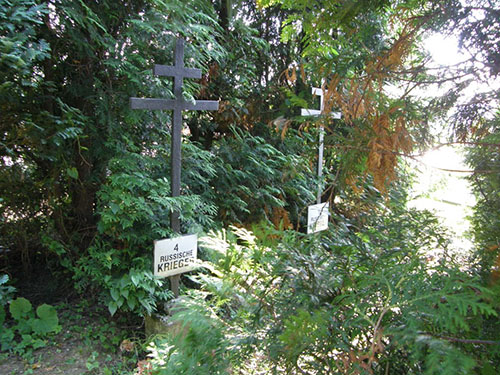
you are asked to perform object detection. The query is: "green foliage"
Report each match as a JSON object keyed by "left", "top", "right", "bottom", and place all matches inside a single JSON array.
[
  {"left": 146, "top": 194, "right": 498, "bottom": 374},
  {"left": 1, "top": 297, "right": 61, "bottom": 357},
  {"left": 147, "top": 295, "right": 232, "bottom": 374},
  {"left": 59, "top": 138, "right": 219, "bottom": 316},
  {"left": 77, "top": 248, "right": 171, "bottom": 317},
  {"left": 0, "top": 0, "right": 49, "bottom": 79},
  {"left": 0, "top": 0, "right": 53, "bottom": 272},
  {"left": 258, "top": 0, "right": 391, "bottom": 80},
  {"left": 32, "top": 304, "right": 59, "bottom": 335},
  {"left": 0, "top": 274, "right": 16, "bottom": 329},
  {"left": 211, "top": 128, "right": 315, "bottom": 225},
  {"left": 215, "top": 133, "right": 311, "bottom": 223},
  {"left": 9, "top": 297, "right": 32, "bottom": 321},
  {"left": 466, "top": 123, "right": 500, "bottom": 281},
  {"left": 464, "top": 118, "right": 500, "bottom": 369},
  {"left": 96, "top": 145, "right": 216, "bottom": 242},
  {"left": 0, "top": 0, "right": 225, "bottom": 272},
  {"left": 1, "top": 0, "right": 228, "bottom": 317}
]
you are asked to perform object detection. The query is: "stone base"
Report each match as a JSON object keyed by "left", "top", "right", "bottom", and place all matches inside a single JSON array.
[
  {"left": 144, "top": 300, "right": 188, "bottom": 338},
  {"left": 144, "top": 314, "right": 171, "bottom": 337}
]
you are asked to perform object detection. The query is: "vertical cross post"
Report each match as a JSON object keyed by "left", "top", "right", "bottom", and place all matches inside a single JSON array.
[
  {"left": 301, "top": 86, "right": 341, "bottom": 204},
  {"left": 130, "top": 38, "right": 219, "bottom": 297}
]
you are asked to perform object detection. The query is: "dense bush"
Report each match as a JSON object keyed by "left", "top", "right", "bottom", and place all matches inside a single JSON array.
[
  {"left": 55, "top": 128, "right": 316, "bottom": 316},
  {"left": 0, "top": 0, "right": 225, "bottom": 273},
  {"left": 466, "top": 122, "right": 500, "bottom": 283},
  {"left": 211, "top": 128, "right": 316, "bottom": 226},
  {"left": 50, "top": 138, "right": 218, "bottom": 316},
  {"left": 465, "top": 117, "right": 500, "bottom": 371},
  {"left": 145, "top": 195, "right": 499, "bottom": 374}
]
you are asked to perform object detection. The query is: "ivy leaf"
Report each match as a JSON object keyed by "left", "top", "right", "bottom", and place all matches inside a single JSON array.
[
  {"left": 108, "top": 301, "right": 118, "bottom": 316},
  {"left": 110, "top": 288, "right": 120, "bottom": 301},
  {"left": 127, "top": 297, "right": 136, "bottom": 310},
  {"left": 67, "top": 167, "right": 79, "bottom": 179},
  {"left": 31, "top": 304, "right": 59, "bottom": 335},
  {"left": 10, "top": 297, "right": 32, "bottom": 320}
]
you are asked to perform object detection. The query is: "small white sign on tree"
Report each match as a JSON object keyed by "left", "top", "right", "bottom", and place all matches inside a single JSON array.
[
  {"left": 307, "top": 202, "right": 330, "bottom": 234},
  {"left": 154, "top": 234, "right": 198, "bottom": 278}
]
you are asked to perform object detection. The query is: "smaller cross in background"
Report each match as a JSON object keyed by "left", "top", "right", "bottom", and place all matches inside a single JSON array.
[{"left": 301, "top": 86, "right": 341, "bottom": 204}]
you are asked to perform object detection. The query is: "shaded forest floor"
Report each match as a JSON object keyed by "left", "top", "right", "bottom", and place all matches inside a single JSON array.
[{"left": 1, "top": 292, "right": 144, "bottom": 375}]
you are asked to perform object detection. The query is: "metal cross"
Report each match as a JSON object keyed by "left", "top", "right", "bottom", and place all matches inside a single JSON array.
[
  {"left": 301, "top": 86, "right": 341, "bottom": 204},
  {"left": 130, "top": 38, "right": 219, "bottom": 296}
]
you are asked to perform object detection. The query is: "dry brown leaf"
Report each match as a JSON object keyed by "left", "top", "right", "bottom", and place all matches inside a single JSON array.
[{"left": 119, "top": 339, "right": 134, "bottom": 352}]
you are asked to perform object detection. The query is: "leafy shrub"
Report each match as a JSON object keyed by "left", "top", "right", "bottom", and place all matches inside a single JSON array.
[
  {"left": 1, "top": 295, "right": 60, "bottom": 357},
  {"left": 49, "top": 125, "right": 316, "bottom": 318},
  {"left": 57, "top": 139, "right": 219, "bottom": 316},
  {"left": 211, "top": 128, "right": 315, "bottom": 226},
  {"left": 0, "top": 0, "right": 226, "bottom": 310},
  {"left": 465, "top": 123, "right": 500, "bottom": 370},
  {"left": 146, "top": 294, "right": 232, "bottom": 375},
  {"left": 466, "top": 127, "right": 500, "bottom": 282},
  {"left": 145, "top": 200, "right": 499, "bottom": 374},
  {"left": 0, "top": 274, "right": 16, "bottom": 328}
]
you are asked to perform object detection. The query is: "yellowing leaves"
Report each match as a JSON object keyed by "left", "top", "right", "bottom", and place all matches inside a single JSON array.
[
  {"left": 366, "top": 112, "right": 413, "bottom": 190},
  {"left": 320, "top": 29, "right": 417, "bottom": 193},
  {"left": 277, "top": 11, "right": 422, "bottom": 194}
]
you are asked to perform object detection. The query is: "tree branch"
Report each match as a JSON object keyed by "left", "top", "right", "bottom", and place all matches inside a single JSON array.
[{"left": 435, "top": 335, "right": 500, "bottom": 345}]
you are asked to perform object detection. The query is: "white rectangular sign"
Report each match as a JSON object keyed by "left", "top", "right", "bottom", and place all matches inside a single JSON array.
[
  {"left": 154, "top": 234, "right": 198, "bottom": 278},
  {"left": 307, "top": 202, "right": 329, "bottom": 234}
]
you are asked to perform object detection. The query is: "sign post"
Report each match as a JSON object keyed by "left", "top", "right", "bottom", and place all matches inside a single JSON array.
[
  {"left": 301, "top": 85, "right": 341, "bottom": 233},
  {"left": 130, "top": 38, "right": 219, "bottom": 296}
]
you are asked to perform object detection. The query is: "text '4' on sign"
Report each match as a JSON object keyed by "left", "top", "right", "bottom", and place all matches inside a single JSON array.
[{"left": 154, "top": 234, "right": 198, "bottom": 278}]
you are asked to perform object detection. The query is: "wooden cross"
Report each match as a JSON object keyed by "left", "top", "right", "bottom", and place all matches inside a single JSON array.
[
  {"left": 301, "top": 86, "right": 341, "bottom": 204},
  {"left": 130, "top": 38, "right": 219, "bottom": 296}
]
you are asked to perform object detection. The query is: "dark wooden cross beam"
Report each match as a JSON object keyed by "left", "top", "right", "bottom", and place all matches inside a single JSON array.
[{"left": 130, "top": 38, "right": 219, "bottom": 296}]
